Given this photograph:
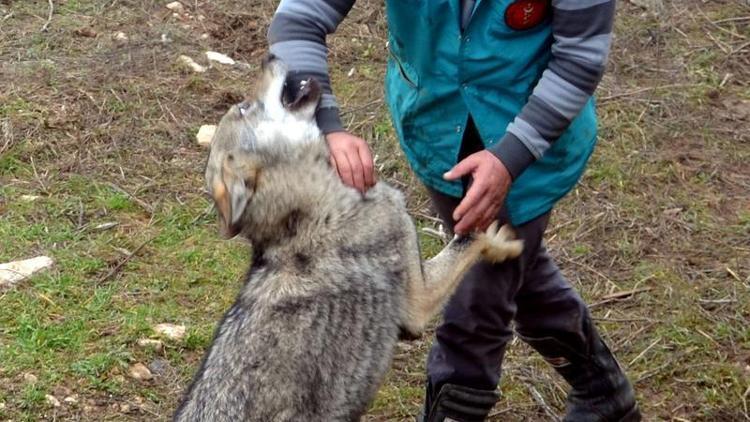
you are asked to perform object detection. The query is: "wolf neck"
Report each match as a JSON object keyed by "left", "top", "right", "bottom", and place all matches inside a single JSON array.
[{"left": 244, "top": 142, "right": 359, "bottom": 250}]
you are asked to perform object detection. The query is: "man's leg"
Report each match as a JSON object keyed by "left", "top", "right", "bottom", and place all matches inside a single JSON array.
[
  {"left": 420, "top": 188, "right": 550, "bottom": 422},
  {"left": 513, "top": 245, "right": 641, "bottom": 421}
]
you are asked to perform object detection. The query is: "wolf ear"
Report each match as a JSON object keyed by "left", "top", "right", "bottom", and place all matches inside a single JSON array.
[{"left": 211, "top": 153, "right": 261, "bottom": 238}]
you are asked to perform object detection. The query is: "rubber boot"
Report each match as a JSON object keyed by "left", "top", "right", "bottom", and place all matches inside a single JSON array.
[
  {"left": 519, "top": 317, "right": 641, "bottom": 422},
  {"left": 417, "top": 383, "right": 499, "bottom": 422}
]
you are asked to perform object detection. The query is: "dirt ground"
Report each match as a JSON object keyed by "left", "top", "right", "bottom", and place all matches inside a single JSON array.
[{"left": 0, "top": 0, "right": 748, "bottom": 420}]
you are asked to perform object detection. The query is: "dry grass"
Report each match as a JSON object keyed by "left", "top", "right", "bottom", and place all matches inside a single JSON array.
[{"left": 0, "top": 0, "right": 748, "bottom": 420}]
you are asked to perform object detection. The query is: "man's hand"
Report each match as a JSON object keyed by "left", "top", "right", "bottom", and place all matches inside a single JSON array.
[
  {"left": 444, "top": 150, "right": 512, "bottom": 235},
  {"left": 326, "top": 131, "right": 376, "bottom": 193}
]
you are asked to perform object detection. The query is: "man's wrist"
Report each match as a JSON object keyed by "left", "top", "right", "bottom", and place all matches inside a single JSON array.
[
  {"left": 488, "top": 133, "right": 536, "bottom": 180},
  {"left": 316, "top": 107, "right": 344, "bottom": 134}
]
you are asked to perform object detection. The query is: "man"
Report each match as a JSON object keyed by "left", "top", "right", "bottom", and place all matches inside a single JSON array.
[{"left": 267, "top": 0, "right": 641, "bottom": 420}]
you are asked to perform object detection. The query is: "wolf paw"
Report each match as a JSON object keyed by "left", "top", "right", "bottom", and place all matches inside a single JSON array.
[{"left": 476, "top": 222, "right": 524, "bottom": 263}]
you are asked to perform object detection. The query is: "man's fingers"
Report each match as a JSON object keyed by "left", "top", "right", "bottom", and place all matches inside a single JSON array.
[
  {"left": 335, "top": 150, "right": 355, "bottom": 188},
  {"left": 454, "top": 195, "right": 493, "bottom": 234},
  {"left": 444, "top": 155, "right": 479, "bottom": 181},
  {"left": 347, "top": 150, "right": 366, "bottom": 193},
  {"left": 358, "top": 144, "right": 376, "bottom": 187},
  {"left": 453, "top": 182, "right": 487, "bottom": 221}
]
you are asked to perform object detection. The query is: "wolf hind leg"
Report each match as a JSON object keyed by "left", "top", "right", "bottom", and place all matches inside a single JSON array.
[{"left": 400, "top": 221, "right": 523, "bottom": 337}]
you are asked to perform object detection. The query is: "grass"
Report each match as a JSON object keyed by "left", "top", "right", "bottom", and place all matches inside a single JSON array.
[{"left": 1, "top": 0, "right": 749, "bottom": 420}]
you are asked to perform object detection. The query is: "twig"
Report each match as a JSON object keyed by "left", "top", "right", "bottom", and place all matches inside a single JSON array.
[
  {"left": 107, "top": 182, "right": 155, "bottom": 214},
  {"left": 528, "top": 385, "right": 560, "bottom": 421},
  {"left": 628, "top": 336, "right": 661, "bottom": 367},
  {"left": 420, "top": 227, "right": 447, "bottom": 241},
  {"left": 589, "top": 287, "right": 654, "bottom": 309},
  {"left": 29, "top": 156, "right": 50, "bottom": 194},
  {"left": 599, "top": 83, "right": 696, "bottom": 102},
  {"left": 40, "top": 0, "right": 54, "bottom": 32},
  {"left": 97, "top": 237, "right": 153, "bottom": 284},
  {"left": 601, "top": 287, "right": 654, "bottom": 301},
  {"left": 340, "top": 98, "right": 384, "bottom": 117},
  {"left": 713, "top": 16, "right": 750, "bottom": 25}
]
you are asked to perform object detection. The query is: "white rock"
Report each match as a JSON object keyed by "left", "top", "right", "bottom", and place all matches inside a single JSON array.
[
  {"left": 165, "top": 1, "right": 184, "bottom": 12},
  {"left": 0, "top": 256, "right": 54, "bottom": 288},
  {"left": 200, "top": 33, "right": 209, "bottom": 40},
  {"left": 0, "top": 401, "right": 5, "bottom": 410},
  {"left": 160, "top": 33, "right": 172, "bottom": 44},
  {"left": 23, "top": 373, "right": 38, "bottom": 384},
  {"left": 136, "top": 338, "right": 164, "bottom": 352},
  {"left": 153, "top": 323, "right": 186, "bottom": 340},
  {"left": 128, "top": 363, "right": 152, "bottom": 381},
  {"left": 93, "top": 222, "right": 119, "bottom": 231},
  {"left": 64, "top": 395, "right": 79, "bottom": 405},
  {"left": 114, "top": 31, "right": 128, "bottom": 42},
  {"left": 196, "top": 125, "right": 216, "bottom": 147},
  {"left": 206, "top": 51, "right": 235, "bottom": 65},
  {"left": 20, "top": 195, "right": 40, "bottom": 202},
  {"left": 45, "top": 394, "right": 61, "bottom": 407},
  {"left": 178, "top": 55, "right": 207, "bottom": 73}
]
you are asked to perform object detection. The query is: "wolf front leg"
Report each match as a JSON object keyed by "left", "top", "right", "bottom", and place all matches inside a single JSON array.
[{"left": 400, "top": 222, "right": 523, "bottom": 337}]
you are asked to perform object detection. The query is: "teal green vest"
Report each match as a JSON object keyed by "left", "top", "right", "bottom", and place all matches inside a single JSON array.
[{"left": 384, "top": 0, "right": 598, "bottom": 225}]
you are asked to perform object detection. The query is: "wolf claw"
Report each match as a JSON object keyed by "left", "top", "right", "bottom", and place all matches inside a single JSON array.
[{"left": 477, "top": 222, "right": 524, "bottom": 263}]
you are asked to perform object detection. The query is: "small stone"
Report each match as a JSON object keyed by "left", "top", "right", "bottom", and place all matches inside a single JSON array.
[
  {"left": 0, "top": 401, "right": 6, "bottom": 410},
  {"left": 0, "top": 256, "right": 54, "bottom": 289},
  {"left": 120, "top": 403, "right": 131, "bottom": 413},
  {"left": 74, "top": 27, "right": 98, "bottom": 38},
  {"left": 136, "top": 338, "right": 164, "bottom": 352},
  {"left": 128, "top": 363, "right": 152, "bottom": 381},
  {"left": 178, "top": 55, "right": 207, "bottom": 73},
  {"left": 206, "top": 51, "right": 235, "bottom": 65},
  {"left": 114, "top": 31, "right": 128, "bottom": 42},
  {"left": 196, "top": 125, "right": 216, "bottom": 147},
  {"left": 45, "top": 394, "right": 61, "bottom": 407},
  {"left": 200, "top": 33, "right": 209, "bottom": 40},
  {"left": 64, "top": 395, "right": 79, "bottom": 405},
  {"left": 160, "top": 33, "right": 172, "bottom": 44},
  {"left": 20, "top": 195, "right": 40, "bottom": 202},
  {"left": 148, "top": 358, "right": 171, "bottom": 376},
  {"left": 23, "top": 373, "right": 38, "bottom": 384},
  {"left": 154, "top": 323, "right": 186, "bottom": 340},
  {"left": 165, "top": 1, "right": 184, "bottom": 12}
]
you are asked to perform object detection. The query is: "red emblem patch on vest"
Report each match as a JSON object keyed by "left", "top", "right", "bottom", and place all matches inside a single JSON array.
[{"left": 505, "top": 0, "right": 549, "bottom": 30}]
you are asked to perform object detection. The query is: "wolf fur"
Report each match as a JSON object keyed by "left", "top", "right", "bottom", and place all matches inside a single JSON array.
[{"left": 174, "top": 55, "right": 523, "bottom": 422}]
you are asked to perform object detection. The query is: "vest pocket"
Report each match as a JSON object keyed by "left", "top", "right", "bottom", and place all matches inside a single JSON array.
[{"left": 387, "top": 49, "right": 418, "bottom": 89}]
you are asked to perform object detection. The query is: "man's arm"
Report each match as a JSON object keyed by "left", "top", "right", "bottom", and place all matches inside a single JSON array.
[
  {"left": 267, "top": 0, "right": 354, "bottom": 134},
  {"left": 448, "top": 0, "right": 616, "bottom": 233},
  {"left": 489, "top": 0, "right": 616, "bottom": 179},
  {"left": 267, "top": 0, "right": 375, "bottom": 193}
]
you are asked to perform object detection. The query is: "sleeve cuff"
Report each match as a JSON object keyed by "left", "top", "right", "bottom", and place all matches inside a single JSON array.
[
  {"left": 316, "top": 107, "right": 344, "bottom": 134},
  {"left": 488, "top": 132, "right": 536, "bottom": 180}
]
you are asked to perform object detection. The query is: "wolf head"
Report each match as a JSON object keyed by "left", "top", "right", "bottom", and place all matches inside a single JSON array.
[{"left": 205, "top": 54, "right": 323, "bottom": 238}]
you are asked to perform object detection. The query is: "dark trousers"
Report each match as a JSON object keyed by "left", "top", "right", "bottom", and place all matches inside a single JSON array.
[{"left": 426, "top": 118, "right": 592, "bottom": 392}]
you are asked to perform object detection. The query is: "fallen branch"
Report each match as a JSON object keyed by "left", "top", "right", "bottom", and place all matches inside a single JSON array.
[
  {"left": 97, "top": 237, "right": 153, "bottom": 284},
  {"left": 589, "top": 287, "right": 653, "bottom": 309},
  {"left": 40, "top": 0, "right": 54, "bottom": 32}
]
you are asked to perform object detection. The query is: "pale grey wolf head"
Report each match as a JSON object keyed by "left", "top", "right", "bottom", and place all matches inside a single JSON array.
[{"left": 205, "top": 55, "right": 323, "bottom": 238}]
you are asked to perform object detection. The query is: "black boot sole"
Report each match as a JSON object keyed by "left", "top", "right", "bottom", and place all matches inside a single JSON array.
[{"left": 619, "top": 405, "right": 642, "bottom": 422}]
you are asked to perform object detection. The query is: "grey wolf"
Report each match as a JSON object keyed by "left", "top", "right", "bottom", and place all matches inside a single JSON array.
[
  {"left": 173, "top": 55, "right": 523, "bottom": 421},
  {"left": 267, "top": 0, "right": 640, "bottom": 420}
]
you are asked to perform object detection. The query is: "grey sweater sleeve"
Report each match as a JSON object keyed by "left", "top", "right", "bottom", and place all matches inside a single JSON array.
[
  {"left": 490, "top": 0, "right": 616, "bottom": 179},
  {"left": 267, "top": 0, "right": 356, "bottom": 134}
]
